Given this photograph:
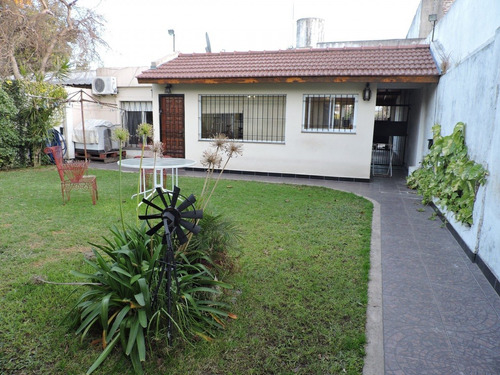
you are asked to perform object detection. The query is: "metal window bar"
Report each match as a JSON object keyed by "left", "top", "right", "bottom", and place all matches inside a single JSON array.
[
  {"left": 120, "top": 101, "right": 153, "bottom": 148},
  {"left": 302, "top": 94, "right": 357, "bottom": 133},
  {"left": 199, "top": 95, "right": 286, "bottom": 142},
  {"left": 373, "top": 100, "right": 410, "bottom": 167}
]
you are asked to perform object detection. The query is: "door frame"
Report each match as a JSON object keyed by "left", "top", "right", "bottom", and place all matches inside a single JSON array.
[{"left": 159, "top": 94, "right": 185, "bottom": 158}]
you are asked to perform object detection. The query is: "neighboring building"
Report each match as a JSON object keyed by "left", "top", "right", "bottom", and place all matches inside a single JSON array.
[
  {"left": 407, "top": 0, "right": 457, "bottom": 39},
  {"left": 60, "top": 66, "right": 153, "bottom": 159},
  {"left": 136, "top": 46, "right": 439, "bottom": 180},
  {"left": 59, "top": 53, "right": 177, "bottom": 159}
]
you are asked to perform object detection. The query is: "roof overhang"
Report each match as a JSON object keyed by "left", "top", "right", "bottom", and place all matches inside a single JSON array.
[{"left": 137, "top": 75, "right": 439, "bottom": 85}]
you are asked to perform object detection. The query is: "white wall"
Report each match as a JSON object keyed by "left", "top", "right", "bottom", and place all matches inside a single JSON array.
[
  {"left": 416, "top": 0, "right": 500, "bottom": 277},
  {"left": 406, "top": 0, "right": 423, "bottom": 38},
  {"left": 429, "top": 0, "right": 500, "bottom": 66},
  {"left": 63, "top": 66, "right": 153, "bottom": 158},
  {"left": 151, "top": 82, "right": 377, "bottom": 179}
]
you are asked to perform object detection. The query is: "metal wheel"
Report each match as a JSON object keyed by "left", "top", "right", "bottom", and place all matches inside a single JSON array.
[
  {"left": 139, "top": 186, "right": 202, "bottom": 244},
  {"left": 138, "top": 186, "right": 203, "bottom": 345}
]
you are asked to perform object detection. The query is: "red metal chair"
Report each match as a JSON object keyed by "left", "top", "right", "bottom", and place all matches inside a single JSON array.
[{"left": 44, "top": 146, "right": 98, "bottom": 205}]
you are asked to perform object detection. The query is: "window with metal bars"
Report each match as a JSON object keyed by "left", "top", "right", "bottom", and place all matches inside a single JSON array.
[
  {"left": 120, "top": 101, "right": 153, "bottom": 147},
  {"left": 302, "top": 94, "right": 358, "bottom": 133},
  {"left": 199, "top": 95, "right": 286, "bottom": 143}
]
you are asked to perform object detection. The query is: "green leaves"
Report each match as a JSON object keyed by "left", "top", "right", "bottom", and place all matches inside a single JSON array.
[
  {"left": 0, "top": 80, "right": 67, "bottom": 167},
  {"left": 70, "top": 225, "right": 163, "bottom": 374},
  {"left": 70, "top": 221, "right": 236, "bottom": 374},
  {"left": 407, "top": 122, "right": 488, "bottom": 225}
]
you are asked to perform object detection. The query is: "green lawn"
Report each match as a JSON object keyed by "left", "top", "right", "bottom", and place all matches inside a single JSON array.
[{"left": 0, "top": 166, "right": 373, "bottom": 374}]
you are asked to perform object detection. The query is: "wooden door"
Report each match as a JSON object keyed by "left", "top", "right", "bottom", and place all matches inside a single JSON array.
[{"left": 160, "top": 95, "right": 185, "bottom": 158}]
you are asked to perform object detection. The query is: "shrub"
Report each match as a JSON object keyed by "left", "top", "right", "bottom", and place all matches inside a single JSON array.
[
  {"left": 0, "top": 84, "right": 20, "bottom": 169},
  {"left": 407, "top": 122, "right": 488, "bottom": 225},
  {"left": 0, "top": 79, "right": 66, "bottom": 168},
  {"left": 187, "top": 212, "right": 242, "bottom": 275},
  {"left": 69, "top": 224, "right": 235, "bottom": 374}
]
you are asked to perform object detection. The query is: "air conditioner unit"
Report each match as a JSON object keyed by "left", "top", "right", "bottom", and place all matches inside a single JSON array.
[{"left": 91, "top": 76, "right": 117, "bottom": 95}]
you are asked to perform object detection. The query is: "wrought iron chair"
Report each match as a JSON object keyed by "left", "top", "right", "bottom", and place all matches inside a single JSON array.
[{"left": 44, "top": 146, "right": 98, "bottom": 205}]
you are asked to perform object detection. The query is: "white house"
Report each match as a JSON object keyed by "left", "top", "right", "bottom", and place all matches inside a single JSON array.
[
  {"left": 134, "top": 0, "right": 500, "bottom": 294},
  {"left": 136, "top": 46, "right": 439, "bottom": 180}
]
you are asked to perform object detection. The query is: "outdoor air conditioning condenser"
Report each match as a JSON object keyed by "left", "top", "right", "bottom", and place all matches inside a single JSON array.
[{"left": 91, "top": 76, "right": 117, "bottom": 95}]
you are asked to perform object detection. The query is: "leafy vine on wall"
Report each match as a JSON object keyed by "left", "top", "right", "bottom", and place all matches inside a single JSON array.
[{"left": 407, "top": 122, "right": 488, "bottom": 226}]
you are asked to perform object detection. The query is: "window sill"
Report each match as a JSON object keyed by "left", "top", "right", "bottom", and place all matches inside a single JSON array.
[
  {"left": 301, "top": 130, "right": 357, "bottom": 134},
  {"left": 199, "top": 138, "right": 285, "bottom": 145}
]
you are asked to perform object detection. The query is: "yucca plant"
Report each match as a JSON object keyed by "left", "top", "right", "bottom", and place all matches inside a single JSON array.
[
  {"left": 68, "top": 225, "right": 161, "bottom": 374},
  {"left": 150, "top": 248, "right": 235, "bottom": 344},
  {"left": 69, "top": 223, "right": 236, "bottom": 374}
]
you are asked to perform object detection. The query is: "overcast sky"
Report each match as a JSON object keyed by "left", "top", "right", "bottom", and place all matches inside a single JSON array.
[{"left": 80, "top": 0, "right": 422, "bottom": 68}]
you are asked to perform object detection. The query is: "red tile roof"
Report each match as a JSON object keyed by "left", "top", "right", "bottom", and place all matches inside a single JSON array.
[{"left": 137, "top": 45, "right": 439, "bottom": 84}]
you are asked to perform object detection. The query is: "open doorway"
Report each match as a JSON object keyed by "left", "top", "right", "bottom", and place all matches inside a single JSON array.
[{"left": 371, "top": 89, "right": 410, "bottom": 176}]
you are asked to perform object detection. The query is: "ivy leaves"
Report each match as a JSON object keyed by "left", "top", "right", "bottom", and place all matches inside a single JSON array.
[{"left": 407, "top": 122, "right": 488, "bottom": 226}]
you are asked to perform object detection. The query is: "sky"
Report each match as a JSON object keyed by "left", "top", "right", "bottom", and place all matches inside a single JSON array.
[{"left": 79, "top": 0, "right": 422, "bottom": 68}]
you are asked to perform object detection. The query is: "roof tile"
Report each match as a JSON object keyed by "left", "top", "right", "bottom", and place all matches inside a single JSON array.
[{"left": 137, "top": 45, "right": 439, "bottom": 81}]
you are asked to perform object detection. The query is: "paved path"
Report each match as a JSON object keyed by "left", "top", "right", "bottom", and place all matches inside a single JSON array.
[{"left": 92, "top": 163, "right": 500, "bottom": 374}]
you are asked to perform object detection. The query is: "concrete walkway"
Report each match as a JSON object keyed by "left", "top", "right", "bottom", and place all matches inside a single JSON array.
[{"left": 92, "top": 163, "right": 500, "bottom": 374}]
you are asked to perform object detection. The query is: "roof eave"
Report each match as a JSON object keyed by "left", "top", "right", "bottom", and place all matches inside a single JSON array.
[{"left": 137, "top": 75, "right": 440, "bottom": 85}]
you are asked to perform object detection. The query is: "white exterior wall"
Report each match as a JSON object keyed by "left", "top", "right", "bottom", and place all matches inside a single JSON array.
[
  {"left": 406, "top": 1, "right": 423, "bottom": 38},
  {"left": 415, "top": 0, "right": 500, "bottom": 277},
  {"left": 429, "top": 0, "right": 500, "bottom": 65},
  {"left": 151, "top": 82, "right": 377, "bottom": 179}
]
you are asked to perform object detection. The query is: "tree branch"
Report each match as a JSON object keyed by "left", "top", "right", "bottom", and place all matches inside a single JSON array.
[
  {"left": 9, "top": 51, "right": 22, "bottom": 80},
  {"left": 39, "top": 0, "right": 75, "bottom": 75}
]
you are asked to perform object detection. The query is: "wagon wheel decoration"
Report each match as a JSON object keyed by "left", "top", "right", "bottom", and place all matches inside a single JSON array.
[
  {"left": 139, "top": 186, "right": 203, "bottom": 245},
  {"left": 139, "top": 186, "right": 203, "bottom": 345}
]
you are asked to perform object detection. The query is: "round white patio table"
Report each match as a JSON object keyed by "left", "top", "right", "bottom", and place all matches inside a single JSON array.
[{"left": 118, "top": 157, "right": 196, "bottom": 199}]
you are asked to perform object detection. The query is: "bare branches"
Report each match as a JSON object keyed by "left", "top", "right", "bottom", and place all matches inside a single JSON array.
[{"left": 0, "top": 0, "right": 106, "bottom": 79}]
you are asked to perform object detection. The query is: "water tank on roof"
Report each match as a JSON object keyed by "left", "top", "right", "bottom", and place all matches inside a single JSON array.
[{"left": 296, "top": 18, "right": 325, "bottom": 48}]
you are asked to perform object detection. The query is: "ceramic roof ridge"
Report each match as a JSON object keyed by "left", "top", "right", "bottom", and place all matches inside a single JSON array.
[{"left": 176, "top": 44, "right": 431, "bottom": 58}]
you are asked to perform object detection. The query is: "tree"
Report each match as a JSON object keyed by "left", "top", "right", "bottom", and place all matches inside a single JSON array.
[
  {"left": 1, "top": 79, "right": 67, "bottom": 167},
  {"left": 0, "top": 0, "right": 106, "bottom": 80},
  {"left": 0, "top": 82, "right": 20, "bottom": 169}
]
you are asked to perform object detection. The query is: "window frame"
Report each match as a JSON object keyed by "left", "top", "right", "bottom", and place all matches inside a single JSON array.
[
  {"left": 198, "top": 94, "right": 287, "bottom": 144},
  {"left": 120, "top": 101, "right": 153, "bottom": 148},
  {"left": 302, "top": 94, "right": 358, "bottom": 134}
]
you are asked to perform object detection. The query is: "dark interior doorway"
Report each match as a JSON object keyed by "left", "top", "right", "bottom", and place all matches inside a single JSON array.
[{"left": 372, "top": 90, "right": 410, "bottom": 175}]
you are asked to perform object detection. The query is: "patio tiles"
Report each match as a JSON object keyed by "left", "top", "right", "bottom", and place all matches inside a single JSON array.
[
  {"left": 449, "top": 331, "right": 500, "bottom": 374},
  {"left": 382, "top": 271, "right": 435, "bottom": 304},
  {"left": 466, "top": 264, "right": 500, "bottom": 312},
  {"left": 355, "top": 171, "right": 500, "bottom": 374},
  {"left": 384, "top": 327, "right": 460, "bottom": 374}
]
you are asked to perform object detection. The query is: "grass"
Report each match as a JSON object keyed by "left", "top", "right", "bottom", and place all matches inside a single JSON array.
[{"left": 0, "top": 166, "right": 373, "bottom": 374}]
